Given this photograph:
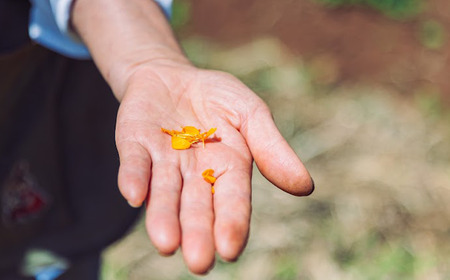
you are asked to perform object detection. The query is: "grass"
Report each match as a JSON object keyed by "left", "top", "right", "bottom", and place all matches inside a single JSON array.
[
  {"left": 171, "top": 0, "right": 191, "bottom": 30},
  {"left": 313, "top": 0, "right": 424, "bottom": 20},
  {"left": 419, "top": 20, "right": 446, "bottom": 50}
]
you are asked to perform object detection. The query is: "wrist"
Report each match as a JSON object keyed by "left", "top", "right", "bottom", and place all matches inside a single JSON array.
[
  {"left": 71, "top": 0, "right": 190, "bottom": 99},
  {"left": 111, "top": 52, "right": 192, "bottom": 101}
]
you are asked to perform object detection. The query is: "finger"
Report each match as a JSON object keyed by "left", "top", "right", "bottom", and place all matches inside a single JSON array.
[
  {"left": 146, "top": 161, "right": 182, "bottom": 255},
  {"left": 180, "top": 175, "right": 215, "bottom": 274},
  {"left": 117, "top": 140, "right": 152, "bottom": 207},
  {"left": 213, "top": 168, "right": 252, "bottom": 261},
  {"left": 242, "top": 102, "right": 314, "bottom": 196}
]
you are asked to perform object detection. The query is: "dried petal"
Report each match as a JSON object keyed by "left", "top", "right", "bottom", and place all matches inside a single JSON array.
[
  {"left": 202, "top": 168, "right": 214, "bottom": 177},
  {"left": 202, "top": 169, "right": 216, "bottom": 194},
  {"left": 176, "top": 134, "right": 199, "bottom": 143},
  {"left": 202, "top": 169, "right": 216, "bottom": 184},
  {"left": 172, "top": 136, "right": 191, "bottom": 150},
  {"left": 203, "top": 128, "right": 217, "bottom": 139},
  {"left": 162, "top": 126, "right": 216, "bottom": 149},
  {"left": 182, "top": 126, "right": 200, "bottom": 135},
  {"left": 161, "top": 127, "right": 176, "bottom": 136},
  {"left": 200, "top": 128, "right": 217, "bottom": 147},
  {"left": 205, "top": 176, "right": 216, "bottom": 184}
]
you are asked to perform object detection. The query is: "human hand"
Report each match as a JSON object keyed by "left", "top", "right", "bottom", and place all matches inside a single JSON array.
[
  {"left": 115, "top": 61, "right": 314, "bottom": 274},
  {"left": 70, "top": 0, "right": 312, "bottom": 273}
]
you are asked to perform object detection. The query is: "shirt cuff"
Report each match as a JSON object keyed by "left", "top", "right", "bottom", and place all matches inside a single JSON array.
[{"left": 28, "top": 0, "right": 174, "bottom": 59}]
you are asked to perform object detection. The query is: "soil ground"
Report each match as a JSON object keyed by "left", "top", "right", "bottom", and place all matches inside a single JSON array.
[{"left": 184, "top": 0, "right": 450, "bottom": 105}]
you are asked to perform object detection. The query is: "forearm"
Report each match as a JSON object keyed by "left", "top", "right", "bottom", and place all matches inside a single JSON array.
[{"left": 71, "top": 0, "right": 190, "bottom": 100}]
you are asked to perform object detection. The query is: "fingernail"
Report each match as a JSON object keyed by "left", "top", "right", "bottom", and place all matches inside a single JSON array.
[
  {"left": 127, "top": 200, "right": 142, "bottom": 208},
  {"left": 309, "top": 177, "right": 315, "bottom": 195},
  {"left": 158, "top": 250, "right": 176, "bottom": 257}
]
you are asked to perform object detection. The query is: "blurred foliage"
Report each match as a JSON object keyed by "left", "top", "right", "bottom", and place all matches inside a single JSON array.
[
  {"left": 419, "top": 20, "right": 446, "bottom": 50},
  {"left": 273, "top": 256, "right": 299, "bottom": 280},
  {"left": 414, "top": 86, "right": 444, "bottom": 120},
  {"left": 101, "top": 262, "right": 128, "bottom": 280},
  {"left": 171, "top": 0, "right": 191, "bottom": 30},
  {"left": 313, "top": 0, "right": 424, "bottom": 19},
  {"left": 333, "top": 232, "right": 422, "bottom": 279}
]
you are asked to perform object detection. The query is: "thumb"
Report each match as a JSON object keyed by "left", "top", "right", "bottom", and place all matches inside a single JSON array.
[{"left": 242, "top": 102, "right": 314, "bottom": 196}]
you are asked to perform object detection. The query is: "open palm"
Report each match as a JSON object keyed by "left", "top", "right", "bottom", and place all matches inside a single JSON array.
[{"left": 114, "top": 62, "right": 313, "bottom": 274}]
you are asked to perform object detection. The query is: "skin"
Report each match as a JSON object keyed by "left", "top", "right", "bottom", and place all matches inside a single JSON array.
[{"left": 72, "top": 0, "right": 314, "bottom": 275}]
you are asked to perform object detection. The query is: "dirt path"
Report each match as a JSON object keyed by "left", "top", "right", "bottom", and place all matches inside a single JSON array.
[{"left": 184, "top": 0, "right": 450, "bottom": 105}]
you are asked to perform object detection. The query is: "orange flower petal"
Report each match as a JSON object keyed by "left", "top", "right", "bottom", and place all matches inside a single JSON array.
[
  {"left": 172, "top": 136, "right": 191, "bottom": 150},
  {"left": 162, "top": 126, "right": 216, "bottom": 149},
  {"left": 161, "top": 127, "right": 176, "bottom": 136},
  {"left": 204, "top": 175, "right": 216, "bottom": 184},
  {"left": 203, "top": 128, "right": 217, "bottom": 138},
  {"left": 176, "top": 134, "right": 199, "bottom": 143},
  {"left": 202, "top": 169, "right": 214, "bottom": 177},
  {"left": 182, "top": 126, "right": 200, "bottom": 136},
  {"left": 202, "top": 169, "right": 216, "bottom": 184}
]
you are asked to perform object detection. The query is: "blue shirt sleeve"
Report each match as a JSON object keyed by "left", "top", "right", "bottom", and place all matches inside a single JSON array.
[{"left": 28, "top": 0, "right": 173, "bottom": 59}]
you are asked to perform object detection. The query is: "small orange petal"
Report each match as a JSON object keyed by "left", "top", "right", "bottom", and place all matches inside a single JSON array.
[
  {"left": 202, "top": 169, "right": 214, "bottom": 177},
  {"left": 202, "top": 169, "right": 216, "bottom": 184},
  {"left": 161, "top": 127, "right": 175, "bottom": 136},
  {"left": 176, "top": 134, "right": 198, "bottom": 143},
  {"left": 203, "top": 128, "right": 217, "bottom": 139},
  {"left": 172, "top": 136, "right": 191, "bottom": 150},
  {"left": 205, "top": 175, "right": 216, "bottom": 184},
  {"left": 163, "top": 126, "right": 216, "bottom": 149},
  {"left": 182, "top": 126, "right": 200, "bottom": 136}
]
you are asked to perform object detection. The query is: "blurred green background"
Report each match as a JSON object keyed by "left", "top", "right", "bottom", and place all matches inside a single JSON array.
[{"left": 102, "top": 0, "right": 450, "bottom": 279}]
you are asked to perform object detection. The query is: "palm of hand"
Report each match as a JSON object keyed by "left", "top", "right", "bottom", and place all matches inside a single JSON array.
[{"left": 115, "top": 64, "right": 313, "bottom": 274}]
